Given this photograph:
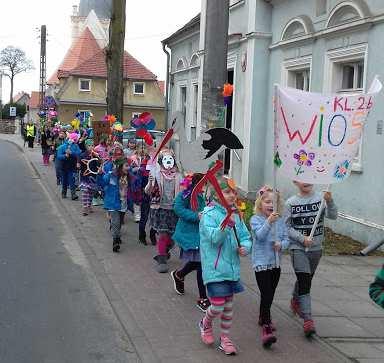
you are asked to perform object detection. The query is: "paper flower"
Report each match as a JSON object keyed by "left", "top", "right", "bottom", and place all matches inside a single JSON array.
[
  {"left": 294, "top": 149, "right": 315, "bottom": 167},
  {"left": 103, "top": 114, "right": 117, "bottom": 124},
  {"left": 222, "top": 83, "right": 234, "bottom": 107},
  {"left": 334, "top": 160, "right": 350, "bottom": 180}
]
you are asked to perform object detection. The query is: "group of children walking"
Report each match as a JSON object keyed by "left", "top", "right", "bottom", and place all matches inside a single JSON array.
[
  {"left": 170, "top": 174, "right": 337, "bottom": 355},
  {"left": 48, "top": 127, "right": 340, "bottom": 356}
]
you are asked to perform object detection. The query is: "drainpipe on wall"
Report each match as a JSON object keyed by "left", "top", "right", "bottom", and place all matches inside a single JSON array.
[{"left": 162, "top": 42, "right": 171, "bottom": 129}]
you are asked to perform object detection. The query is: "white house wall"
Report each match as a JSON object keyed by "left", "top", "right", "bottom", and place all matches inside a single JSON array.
[{"left": 264, "top": 0, "right": 384, "bottom": 245}]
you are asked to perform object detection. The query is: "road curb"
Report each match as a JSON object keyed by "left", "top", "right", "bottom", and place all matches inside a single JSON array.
[{"left": 7, "top": 136, "right": 160, "bottom": 363}]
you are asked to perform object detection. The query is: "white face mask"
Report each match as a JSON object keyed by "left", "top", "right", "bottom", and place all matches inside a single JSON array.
[{"left": 161, "top": 155, "right": 175, "bottom": 170}]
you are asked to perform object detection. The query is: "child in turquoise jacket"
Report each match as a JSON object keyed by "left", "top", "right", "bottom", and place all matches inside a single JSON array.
[
  {"left": 199, "top": 176, "right": 252, "bottom": 356},
  {"left": 171, "top": 173, "right": 209, "bottom": 312}
]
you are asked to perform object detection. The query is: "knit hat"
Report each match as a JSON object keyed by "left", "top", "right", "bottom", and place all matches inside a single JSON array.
[{"left": 85, "top": 139, "right": 94, "bottom": 147}]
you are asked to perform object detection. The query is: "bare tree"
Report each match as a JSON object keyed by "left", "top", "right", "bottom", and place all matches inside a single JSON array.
[{"left": 0, "top": 46, "right": 33, "bottom": 103}]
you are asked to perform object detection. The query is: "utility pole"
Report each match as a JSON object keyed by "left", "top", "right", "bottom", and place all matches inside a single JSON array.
[
  {"left": 0, "top": 72, "right": 3, "bottom": 117},
  {"left": 39, "top": 25, "right": 47, "bottom": 111},
  {"left": 106, "top": 0, "right": 126, "bottom": 123},
  {"left": 199, "top": 0, "right": 230, "bottom": 131}
]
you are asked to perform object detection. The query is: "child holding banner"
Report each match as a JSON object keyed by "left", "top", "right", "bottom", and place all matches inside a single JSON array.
[
  {"left": 250, "top": 185, "right": 289, "bottom": 347},
  {"left": 285, "top": 182, "right": 337, "bottom": 337}
]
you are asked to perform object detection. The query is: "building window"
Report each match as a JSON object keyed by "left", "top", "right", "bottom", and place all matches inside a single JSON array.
[
  {"left": 79, "top": 79, "right": 91, "bottom": 92},
  {"left": 282, "top": 56, "right": 312, "bottom": 91},
  {"left": 179, "top": 86, "right": 187, "bottom": 128},
  {"left": 133, "top": 82, "right": 145, "bottom": 95},
  {"left": 324, "top": 44, "right": 368, "bottom": 171},
  {"left": 282, "top": 20, "right": 306, "bottom": 41},
  {"left": 338, "top": 61, "right": 364, "bottom": 91},
  {"left": 289, "top": 69, "right": 311, "bottom": 91},
  {"left": 192, "top": 84, "right": 198, "bottom": 127},
  {"left": 132, "top": 112, "right": 141, "bottom": 119},
  {"left": 327, "top": 4, "right": 362, "bottom": 28}
]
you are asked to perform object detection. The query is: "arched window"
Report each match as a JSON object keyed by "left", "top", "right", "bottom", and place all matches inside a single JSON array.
[
  {"left": 326, "top": 1, "right": 369, "bottom": 28},
  {"left": 281, "top": 16, "right": 314, "bottom": 41},
  {"left": 189, "top": 54, "right": 200, "bottom": 68},
  {"left": 176, "top": 57, "right": 187, "bottom": 71},
  {"left": 328, "top": 5, "right": 361, "bottom": 27}
]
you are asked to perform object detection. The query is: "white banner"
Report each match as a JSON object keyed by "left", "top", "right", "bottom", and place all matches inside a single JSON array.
[{"left": 274, "top": 78, "right": 382, "bottom": 184}]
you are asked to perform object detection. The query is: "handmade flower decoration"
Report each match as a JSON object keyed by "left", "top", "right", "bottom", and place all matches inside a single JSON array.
[
  {"left": 293, "top": 149, "right": 315, "bottom": 175},
  {"left": 111, "top": 121, "right": 124, "bottom": 139},
  {"left": 334, "top": 160, "right": 350, "bottom": 180},
  {"left": 222, "top": 83, "right": 234, "bottom": 106},
  {"left": 130, "top": 112, "right": 156, "bottom": 146},
  {"left": 103, "top": 114, "right": 117, "bottom": 124},
  {"left": 294, "top": 149, "right": 315, "bottom": 167},
  {"left": 71, "top": 118, "right": 80, "bottom": 130}
]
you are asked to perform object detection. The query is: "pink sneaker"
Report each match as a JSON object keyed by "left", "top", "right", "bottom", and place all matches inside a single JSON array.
[
  {"left": 261, "top": 324, "right": 277, "bottom": 348},
  {"left": 304, "top": 319, "right": 316, "bottom": 338},
  {"left": 199, "top": 319, "right": 214, "bottom": 345},
  {"left": 219, "top": 335, "right": 237, "bottom": 355}
]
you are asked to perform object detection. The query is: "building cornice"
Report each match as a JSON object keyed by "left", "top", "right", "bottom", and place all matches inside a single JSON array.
[{"left": 270, "top": 14, "right": 384, "bottom": 50}]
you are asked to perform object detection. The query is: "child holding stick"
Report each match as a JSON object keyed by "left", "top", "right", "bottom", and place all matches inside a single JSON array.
[
  {"left": 285, "top": 181, "right": 337, "bottom": 337},
  {"left": 199, "top": 176, "right": 252, "bottom": 355}
]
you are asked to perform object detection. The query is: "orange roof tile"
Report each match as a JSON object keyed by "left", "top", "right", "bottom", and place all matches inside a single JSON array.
[
  {"left": 69, "top": 49, "right": 157, "bottom": 80},
  {"left": 48, "top": 27, "right": 102, "bottom": 84},
  {"left": 48, "top": 26, "right": 158, "bottom": 83}
]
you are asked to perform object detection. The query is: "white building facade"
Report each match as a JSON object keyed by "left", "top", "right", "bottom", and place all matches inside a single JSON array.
[{"left": 163, "top": 0, "right": 384, "bottom": 246}]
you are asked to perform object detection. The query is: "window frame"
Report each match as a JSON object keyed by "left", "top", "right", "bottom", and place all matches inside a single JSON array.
[
  {"left": 133, "top": 82, "right": 145, "bottom": 96},
  {"left": 79, "top": 78, "right": 92, "bottom": 92},
  {"left": 323, "top": 44, "right": 368, "bottom": 172},
  {"left": 281, "top": 56, "right": 312, "bottom": 91}
]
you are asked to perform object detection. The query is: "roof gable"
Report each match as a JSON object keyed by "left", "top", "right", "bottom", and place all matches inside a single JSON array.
[
  {"left": 68, "top": 49, "right": 157, "bottom": 80},
  {"left": 48, "top": 27, "right": 101, "bottom": 84}
]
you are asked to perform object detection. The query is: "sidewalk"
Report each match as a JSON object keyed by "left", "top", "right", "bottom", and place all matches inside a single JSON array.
[{"left": 2, "top": 133, "right": 383, "bottom": 363}]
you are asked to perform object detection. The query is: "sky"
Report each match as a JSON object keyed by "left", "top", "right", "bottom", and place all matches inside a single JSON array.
[{"left": 0, "top": 0, "right": 201, "bottom": 103}]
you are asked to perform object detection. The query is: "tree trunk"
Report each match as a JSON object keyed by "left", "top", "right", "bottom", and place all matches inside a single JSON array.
[
  {"left": 106, "top": 0, "right": 126, "bottom": 124},
  {"left": 9, "top": 75, "right": 14, "bottom": 104}
]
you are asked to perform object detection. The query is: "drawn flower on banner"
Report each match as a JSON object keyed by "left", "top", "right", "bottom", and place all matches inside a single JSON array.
[
  {"left": 294, "top": 149, "right": 315, "bottom": 167},
  {"left": 334, "top": 160, "right": 350, "bottom": 180}
]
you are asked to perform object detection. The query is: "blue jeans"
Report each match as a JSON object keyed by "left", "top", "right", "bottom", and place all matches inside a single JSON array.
[
  {"left": 54, "top": 158, "right": 62, "bottom": 184},
  {"left": 62, "top": 169, "right": 75, "bottom": 194}
]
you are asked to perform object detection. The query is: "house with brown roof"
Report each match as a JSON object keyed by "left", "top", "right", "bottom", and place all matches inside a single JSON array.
[
  {"left": 13, "top": 92, "right": 30, "bottom": 106},
  {"left": 47, "top": 6, "right": 165, "bottom": 129}
]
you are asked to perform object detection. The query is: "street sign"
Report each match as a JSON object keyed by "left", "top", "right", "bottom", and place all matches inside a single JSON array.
[{"left": 9, "top": 106, "right": 16, "bottom": 117}]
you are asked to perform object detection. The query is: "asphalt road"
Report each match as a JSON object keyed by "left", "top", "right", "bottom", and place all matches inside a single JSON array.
[{"left": 0, "top": 141, "right": 135, "bottom": 362}]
